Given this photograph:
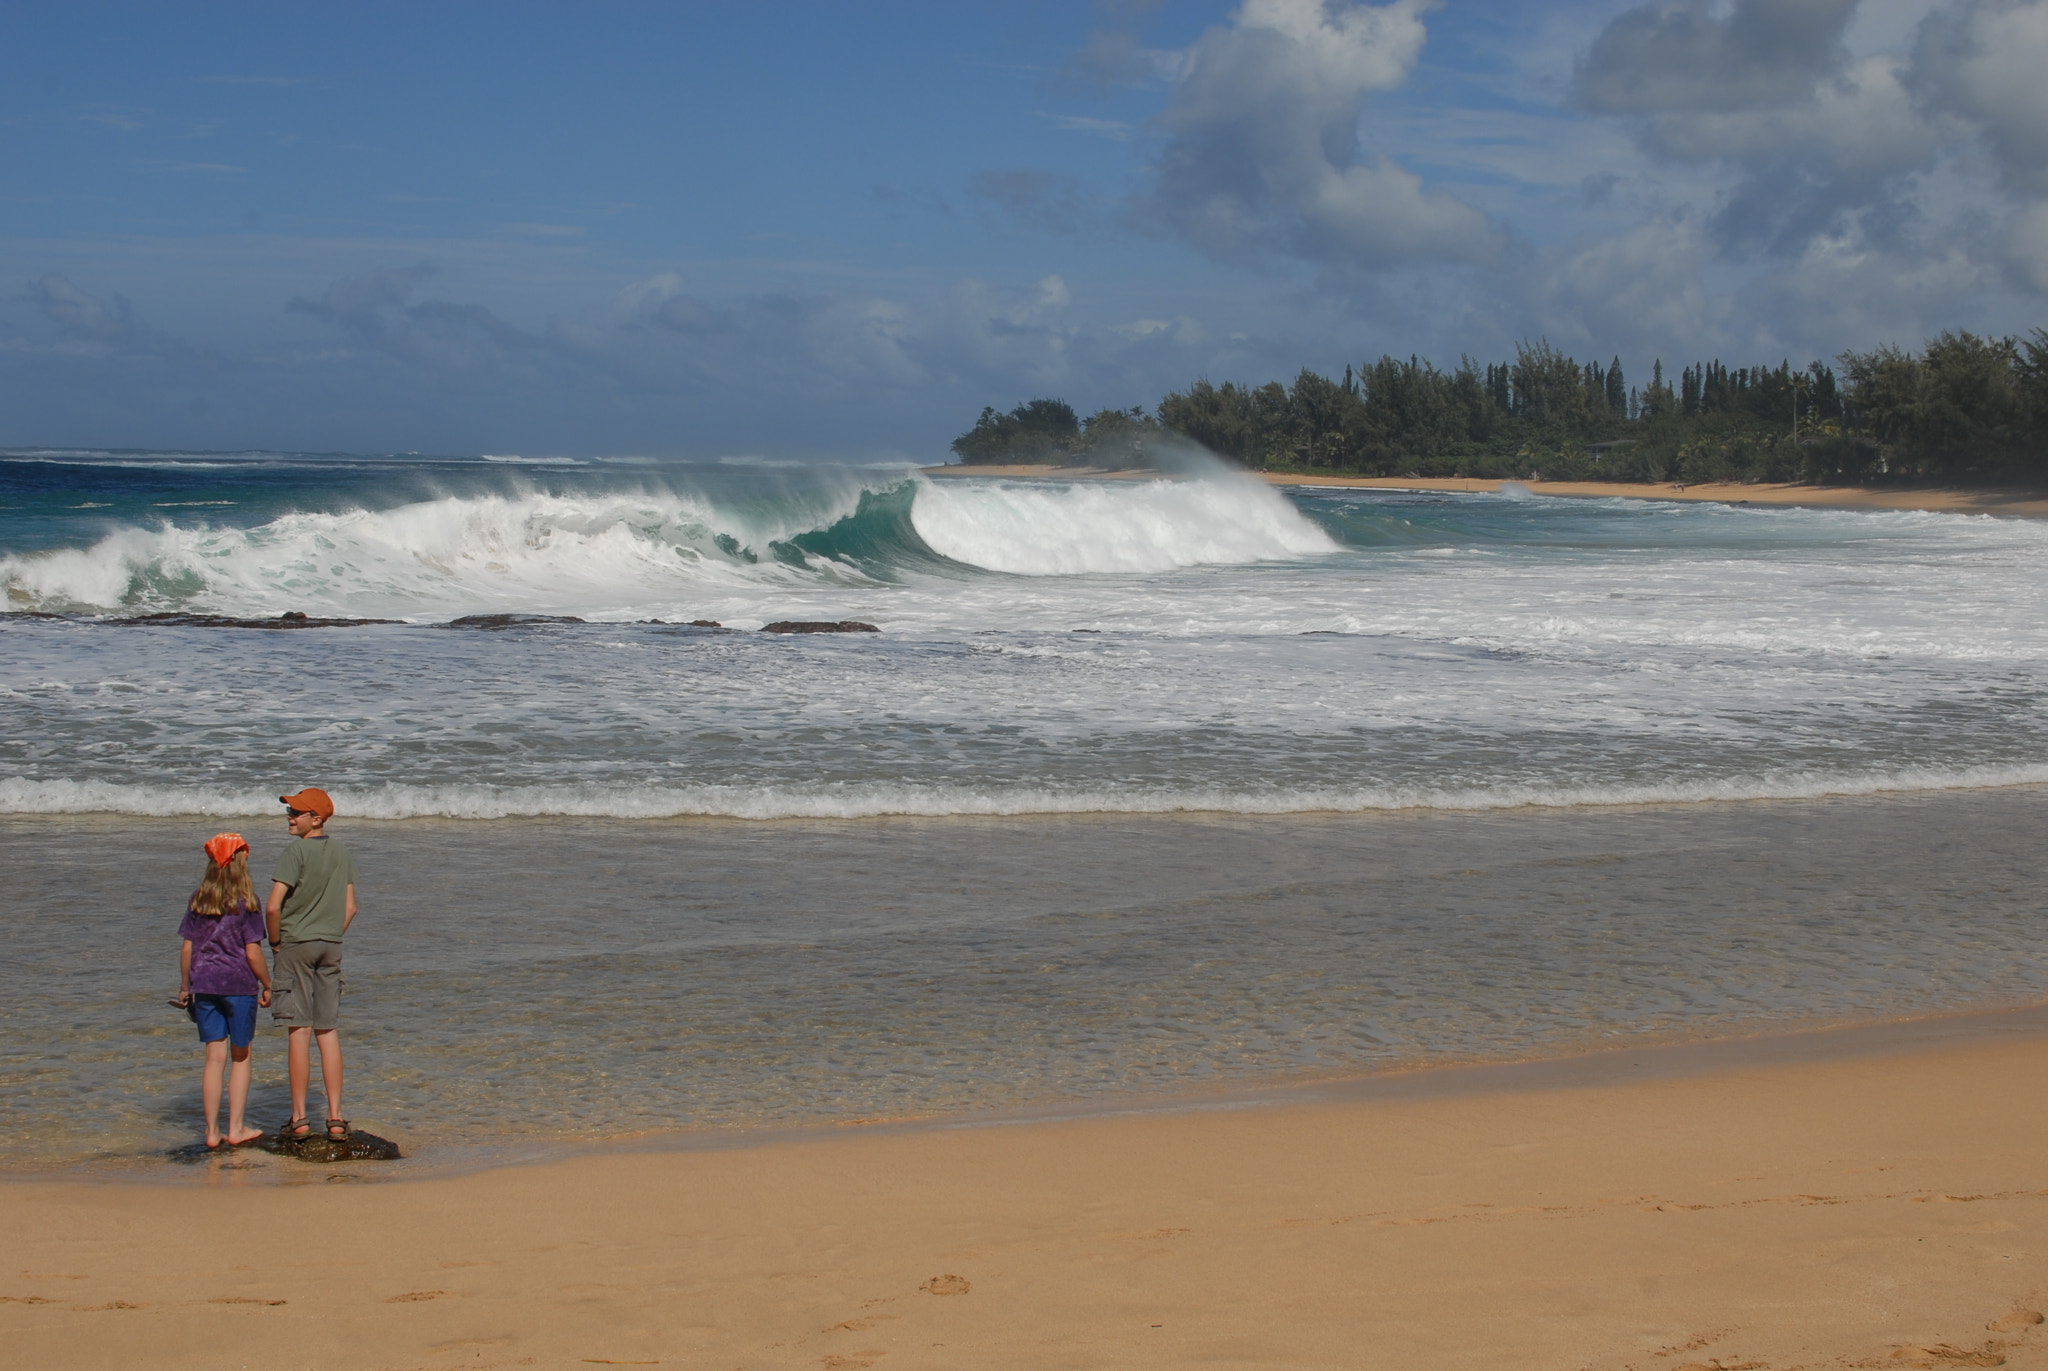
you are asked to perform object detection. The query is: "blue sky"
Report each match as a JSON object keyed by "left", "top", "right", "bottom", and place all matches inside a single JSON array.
[{"left": 5, "top": 0, "right": 2045, "bottom": 458}]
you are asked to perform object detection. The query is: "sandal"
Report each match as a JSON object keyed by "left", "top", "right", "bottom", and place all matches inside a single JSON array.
[
  {"left": 280, "top": 1116, "right": 311, "bottom": 1140},
  {"left": 324, "top": 1119, "right": 350, "bottom": 1141}
]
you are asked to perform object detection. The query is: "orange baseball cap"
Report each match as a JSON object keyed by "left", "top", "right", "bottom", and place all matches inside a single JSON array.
[
  {"left": 279, "top": 787, "right": 335, "bottom": 819},
  {"left": 204, "top": 832, "right": 249, "bottom": 867}
]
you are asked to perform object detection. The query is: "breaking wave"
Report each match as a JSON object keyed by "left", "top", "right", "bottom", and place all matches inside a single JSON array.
[
  {"left": 8, "top": 764, "right": 2048, "bottom": 821},
  {"left": 0, "top": 471, "right": 1336, "bottom": 619}
]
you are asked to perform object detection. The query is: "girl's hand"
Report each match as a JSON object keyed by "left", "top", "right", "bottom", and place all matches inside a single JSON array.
[{"left": 258, "top": 987, "right": 271, "bottom": 1007}]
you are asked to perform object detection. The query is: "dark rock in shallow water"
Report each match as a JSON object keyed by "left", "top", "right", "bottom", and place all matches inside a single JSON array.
[
  {"left": 273, "top": 1128, "right": 403, "bottom": 1162},
  {"left": 760, "top": 620, "right": 880, "bottom": 634},
  {"left": 443, "top": 613, "right": 587, "bottom": 630},
  {"left": 96, "top": 611, "right": 400, "bottom": 629}
]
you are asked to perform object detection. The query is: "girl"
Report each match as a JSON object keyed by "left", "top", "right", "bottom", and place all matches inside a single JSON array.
[{"left": 173, "top": 833, "right": 274, "bottom": 1149}]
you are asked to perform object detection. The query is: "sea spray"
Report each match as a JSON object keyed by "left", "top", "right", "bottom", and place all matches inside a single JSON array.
[
  {"left": 6, "top": 455, "right": 2048, "bottom": 826},
  {"left": 909, "top": 470, "right": 1337, "bottom": 574},
  {"left": 12, "top": 452, "right": 2048, "bottom": 1169},
  {"left": 0, "top": 468, "right": 1340, "bottom": 617}
]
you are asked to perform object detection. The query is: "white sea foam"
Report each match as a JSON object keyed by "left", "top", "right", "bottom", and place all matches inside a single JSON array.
[
  {"left": 0, "top": 488, "right": 871, "bottom": 617},
  {"left": 910, "top": 473, "right": 1337, "bottom": 575},
  {"left": 10, "top": 765, "right": 2048, "bottom": 821},
  {"left": 0, "top": 471, "right": 1342, "bottom": 616}
]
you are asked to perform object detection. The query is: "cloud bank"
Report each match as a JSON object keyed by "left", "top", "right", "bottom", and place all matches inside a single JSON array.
[{"left": 4, "top": 1, "right": 2046, "bottom": 457}]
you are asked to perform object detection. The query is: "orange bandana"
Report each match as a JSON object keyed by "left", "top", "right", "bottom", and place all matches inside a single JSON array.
[{"left": 204, "top": 832, "right": 250, "bottom": 867}]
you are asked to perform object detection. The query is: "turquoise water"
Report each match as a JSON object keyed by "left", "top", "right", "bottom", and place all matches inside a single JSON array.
[
  {"left": 4, "top": 451, "right": 2048, "bottom": 1171},
  {"left": 6, "top": 790, "right": 2048, "bottom": 1173},
  {"left": 6, "top": 452, "right": 2048, "bottom": 819}
]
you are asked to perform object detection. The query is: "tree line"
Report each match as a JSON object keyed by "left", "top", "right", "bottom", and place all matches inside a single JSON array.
[{"left": 949, "top": 329, "right": 2048, "bottom": 485}]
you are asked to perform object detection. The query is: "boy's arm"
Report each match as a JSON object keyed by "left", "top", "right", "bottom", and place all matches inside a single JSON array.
[
  {"left": 266, "top": 881, "right": 288, "bottom": 945},
  {"left": 178, "top": 940, "right": 193, "bottom": 1005},
  {"left": 343, "top": 883, "right": 357, "bottom": 935}
]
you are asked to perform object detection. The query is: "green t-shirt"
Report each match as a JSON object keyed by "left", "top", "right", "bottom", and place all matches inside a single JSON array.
[{"left": 272, "top": 835, "right": 361, "bottom": 943}]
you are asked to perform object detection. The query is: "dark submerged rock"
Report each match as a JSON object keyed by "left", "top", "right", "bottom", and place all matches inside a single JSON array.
[
  {"left": 443, "top": 613, "right": 587, "bottom": 630},
  {"left": 760, "top": 620, "right": 880, "bottom": 634},
  {"left": 272, "top": 1127, "right": 403, "bottom": 1162},
  {"left": 98, "top": 611, "right": 400, "bottom": 629}
]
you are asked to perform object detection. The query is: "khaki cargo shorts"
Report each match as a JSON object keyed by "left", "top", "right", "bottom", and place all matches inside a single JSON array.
[{"left": 270, "top": 939, "right": 344, "bottom": 1031}]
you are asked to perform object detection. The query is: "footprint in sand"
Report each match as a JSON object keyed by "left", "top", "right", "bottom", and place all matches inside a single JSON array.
[
  {"left": 1990, "top": 1311, "right": 2044, "bottom": 1332},
  {"left": 385, "top": 1290, "right": 456, "bottom": 1303},
  {"left": 1888, "top": 1341, "right": 2009, "bottom": 1367},
  {"left": 821, "top": 1355, "right": 882, "bottom": 1369},
  {"left": 208, "top": 1297, "right": 287, "bottom": 1306},
  {"left": 921, "top": 1275, "right": 971, "bottom": 1296}
]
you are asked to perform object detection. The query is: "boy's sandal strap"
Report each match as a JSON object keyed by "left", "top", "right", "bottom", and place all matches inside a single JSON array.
[
  {"left": 324, "top": 1119, "right": 350, "bottom": 1139},
  {"left": 281, "top": 1117, "right": 311, "bottom": 1138}
]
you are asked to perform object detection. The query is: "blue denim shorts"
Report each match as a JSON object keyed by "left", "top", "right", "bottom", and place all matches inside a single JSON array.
[{"left": 191, "top": 994, "right": 258, "bottom": 1048}]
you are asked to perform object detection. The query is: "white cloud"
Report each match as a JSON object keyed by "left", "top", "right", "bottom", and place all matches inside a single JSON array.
[
  {"left": 1043, "top": 114, "right": 1136, "bottom": 140},
  {"left": 1573, "top": 0, "right": 1859, "bottom": 115},
  {"left": 968, "top": 170, "right": 1091, "bottom": 235},
  {"left": 1738, "top": 228, "right": 2004, "bottom": 351},
  {"left": 1647, "top": 55, "right": 1941, "bottom": 178},
  {"left": 1138, "top": 0, "right": 1499, "bottom": 270},
  {"left": 1566, "top": 0, "right": 2048, "bottom": 290},
  {"left": 24, "top": 274, "right": 147, "bottom": 346},
  {"left": 1530, "top": 213, "right": 1723, "bottom": 353},
  {"left": 1912, "top": 0, "right": 2048, "bottom": 191},
  {"left": 803, "top": 298, "right": 927, "bottom": 388},
  {"left": 2007, "top": 200, "right": 2048, "bottom": 289}
]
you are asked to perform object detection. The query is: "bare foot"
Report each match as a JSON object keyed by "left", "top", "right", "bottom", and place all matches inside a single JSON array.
[
  {"left": 226, "top": 1126, "right": 265, "bottom": 1146},
  {"left": 204, "top": 1135, "right": 225, "bottom": 1150}
]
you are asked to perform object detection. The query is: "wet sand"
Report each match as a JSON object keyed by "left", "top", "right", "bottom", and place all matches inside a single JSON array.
[
  {"left": 925, "top": 464, "right": 2048, "bottom": 517},
  {"left": 1264, "top": 473, "right": 2048, "bottom": 518},
  {"left": 14, "top": 789, "right": 2048, "bottom": 1171},
  {"left": 5, "top": 1018, "right": 2047, "bottom": 1369}
]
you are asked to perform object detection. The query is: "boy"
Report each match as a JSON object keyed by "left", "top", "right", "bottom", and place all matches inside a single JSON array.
[{"left": 268, "top": 786, "right": 362, "bottom": 1141}]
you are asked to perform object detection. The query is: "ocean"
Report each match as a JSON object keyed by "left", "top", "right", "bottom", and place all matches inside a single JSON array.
[{"left": 4, "top": 449, "right": 2047, "bottom": 1174}]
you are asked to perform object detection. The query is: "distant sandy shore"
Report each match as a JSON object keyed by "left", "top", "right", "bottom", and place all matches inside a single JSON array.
[
  {"left": 925, "top": 464, "right": 2048, "bottom": 518},
  {"left": 8, "top": 1014, "right": 2048, "bottom": 1369}
]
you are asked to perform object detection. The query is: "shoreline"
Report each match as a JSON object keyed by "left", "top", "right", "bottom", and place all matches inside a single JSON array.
[
  {"left": 11, "top": 787, "right": 2048, "bottom": 1180},
  {"left": 22, "top": 994, "right": 2048, "bottom": 1190},
  {"left": 924, "top": 462, "right": 2048, "bottom": 517},
  {"left": 7, "top": 1006, "right": 2048, "bottom": 1368}
]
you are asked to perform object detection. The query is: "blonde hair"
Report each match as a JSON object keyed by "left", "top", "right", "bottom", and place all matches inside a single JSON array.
[{"left": 190, "top": 850, "right": 256, "bottom": 918}]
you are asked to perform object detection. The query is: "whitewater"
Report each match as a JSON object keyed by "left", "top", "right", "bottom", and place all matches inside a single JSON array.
[
  {"left": 5, "top": 449, "right": 2048, "bottom": 820},
  {"left": 11, "top": 447, "right": 2048, "bottom": 1172}
]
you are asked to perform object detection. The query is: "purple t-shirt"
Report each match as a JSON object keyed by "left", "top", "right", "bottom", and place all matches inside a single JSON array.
[{"left": 178, "top": 903, "right": 266, "bottom": 996}]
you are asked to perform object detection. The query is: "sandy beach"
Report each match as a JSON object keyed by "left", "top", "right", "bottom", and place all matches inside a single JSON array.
[
  {"left": 1262, "top": 473, "right": 2048, "bottom": 519},
  {"left": 924, "top": 464, "right": 2048, "bottom": 517},
  {"left": 7, "top": 1016, "right": 2048, "bottom": 1370}
]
